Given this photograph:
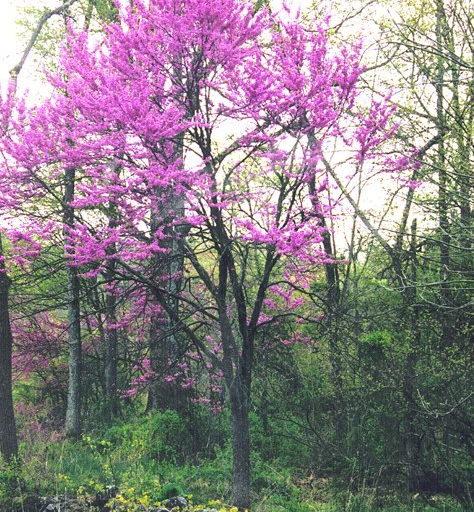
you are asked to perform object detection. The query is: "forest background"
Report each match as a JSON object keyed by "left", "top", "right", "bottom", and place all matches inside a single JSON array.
[{"left": 0, "top": 0, "right": 473, "bottom": 512}]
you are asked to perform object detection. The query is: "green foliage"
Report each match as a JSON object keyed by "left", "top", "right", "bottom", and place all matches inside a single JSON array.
[
  {"left": 7, "top": 405, "right": 470, "bottom": 512},
  {"left": 359, "top": 330, "right": 393, "bottom": 352},
  {"left": 14, "top": 410, "right": 229, "bottom": 505},
  {"left": 0, "top": 458, "right": 23, "bottom": 508},
  {"left": 101, "top": 410, "right": 195, "bottom": 465},
  {"left": 160, "top": 482, "right": 186, "bottom": 500},
  {"left": 93, "top": 0, "right": 119, "bottom": 22}
]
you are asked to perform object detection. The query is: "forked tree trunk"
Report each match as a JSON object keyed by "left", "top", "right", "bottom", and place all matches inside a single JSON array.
[{"left": 0, "top": 235, "right": 18, "bottom": 462}]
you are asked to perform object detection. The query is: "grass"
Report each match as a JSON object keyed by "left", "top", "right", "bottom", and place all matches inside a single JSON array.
[{"left": 0, "top": 411, "right": 468, "bottom": 512}]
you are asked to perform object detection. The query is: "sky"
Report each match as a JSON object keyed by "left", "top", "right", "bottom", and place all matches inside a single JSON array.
[
  {"left": 0, "top": 0, "right": 391, "bottom": 100},
  {"left": 0, "top": 0, "right": 392, "bottom": 242},
  {"left": 0, "top": 1, "right": 23, "bottom": 90},
  {"left": 0, "top": 0, "right": 318, "bottom": 93}
]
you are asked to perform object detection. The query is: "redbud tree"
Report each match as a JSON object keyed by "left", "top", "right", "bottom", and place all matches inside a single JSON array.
[{"left": 0, "top": 0, "right": 399, "bottom": 507}]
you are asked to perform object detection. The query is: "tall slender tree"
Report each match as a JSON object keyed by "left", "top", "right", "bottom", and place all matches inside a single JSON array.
[{"left": 0, "top": 234, "right": 18, "bottom": 463}]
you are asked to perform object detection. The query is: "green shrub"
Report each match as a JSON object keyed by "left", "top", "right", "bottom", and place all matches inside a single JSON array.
[{"left": 0, "top": 458, "right": 23, "bottom": 509}]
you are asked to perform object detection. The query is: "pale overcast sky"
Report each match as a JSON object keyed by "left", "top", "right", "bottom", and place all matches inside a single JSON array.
[
  {"left": 0, "top": 0, "right": 314, "bottom": 94},
  {"left": 0, "top": 0, "right": 23, "bottom": 91}
]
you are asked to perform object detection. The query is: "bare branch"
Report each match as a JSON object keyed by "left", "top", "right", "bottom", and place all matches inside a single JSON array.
[
  {"left": 9, "top": 0, "right": 80, "bottom": 94},
  {"left": 321, "top": 156, "right": 394, "bottom": 258}
]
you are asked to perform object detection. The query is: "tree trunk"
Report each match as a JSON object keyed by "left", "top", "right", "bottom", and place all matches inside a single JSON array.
[
  {"left": 147, "top": 142, "right": 185, "bottom": 412},
  {"left": 64, "top": 167, "right": 82, "bottom": 436},
  {"left": 147, "top": 238, "right": 183, "bottom": 412},
  {"left": 307, "top": 133, "right": 346, "bottom": 445},
  {"left": 147, "top": 315, "right": 181, "bottom": 411},
  {"left": 104, "top": 264, "right": 118, "bottom": 417},
  {"left": 64, "top": 261, "right": 82, "bottom": 436},
  {"left": 0, "top": 235, "right": 18, "bottom": 462},
  {"left": 104, "top": 163, "right": 121, "bottom": 418},
  {"left": 403, "top": 219, "right": 421, "bottom": 491},
  {"left": 230, "top": 380, "right": 251, "bottom": 511},
  {"left": 435, "top": 0, "right": 451, "bottom": 310}
]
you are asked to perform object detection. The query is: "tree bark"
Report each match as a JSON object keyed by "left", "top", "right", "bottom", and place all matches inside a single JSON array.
[
  {"left": 146, "top": 227, "right": 184, "bottom": 412},
  {"left": 64, "top": 167, "right": 82, "bottom": 436},
  {"left": 403, "top": 219, "right": 421, "bottom": 491},
  {"left": 0, "top": 234, "right": 19, "bottom": 462},
  {"left": 104, "top": 188, "right": 119, "bottom": 418},
  {"left": 436, "top": 0, "right": 451, "bottom": 309},
  {"left": 230, "top": 377, "right": 251, "bottom": 512},
  {"left": 308, "top": 134, "right": 346, "bottom": 445},
  {"left": 104, "top": 261, "right": 118, "bottom": 417},
  {"left": 147, "top": 135, "right": 185, "bottom": 412}
]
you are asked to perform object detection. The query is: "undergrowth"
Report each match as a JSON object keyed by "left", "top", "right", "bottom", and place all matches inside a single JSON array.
[{"left": 0, "top": 411, "right": 466, "bottom": 512}]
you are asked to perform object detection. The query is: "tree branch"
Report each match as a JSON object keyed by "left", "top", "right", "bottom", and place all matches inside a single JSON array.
[
  {"left": 322, "top": 156, "right": 394, "bottom": 258},
  {"left": 9, "top": 0, "right": 80, "bottom": 93}
]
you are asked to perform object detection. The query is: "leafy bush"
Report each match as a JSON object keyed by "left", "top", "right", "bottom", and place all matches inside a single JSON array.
[{"left": 0, "top": 458, "right": 22, "bottom": 509}]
